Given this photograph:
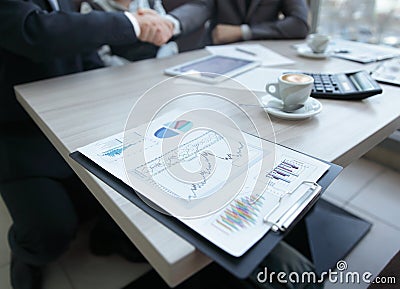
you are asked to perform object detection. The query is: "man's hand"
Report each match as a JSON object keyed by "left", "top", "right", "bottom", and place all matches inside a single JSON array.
[
  {"left": 212, "top": 24, "right": 243, "bottom": 45},
  {"left": 134, "top": 9, "right": 174, "bottom": 46}
]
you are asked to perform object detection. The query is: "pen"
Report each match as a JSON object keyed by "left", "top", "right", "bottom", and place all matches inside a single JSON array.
[
  {"left": 333, "top": 49, "right": 350, "bottom": 54},
  {"left": 235, "top": 47, "right": 257, "bottom": 56}
]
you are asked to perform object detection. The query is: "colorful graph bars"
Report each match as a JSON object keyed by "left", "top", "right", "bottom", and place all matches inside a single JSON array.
[{"left": 214, "top": 196, "right": 264, "bottom": 233}]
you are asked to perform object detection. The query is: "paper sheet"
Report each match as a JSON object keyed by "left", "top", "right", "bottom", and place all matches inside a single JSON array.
[
  {"left": 77, "top": 110, "right": 329, "bottom": 256},
  {"left": 172, "top": 67, "right": 292, "bottom": 93},
  {"left": 206, "top": 44, "right": 295, "bottom": 67},
  {"left": 230, "top": 67, "right": 288, "bottom": 92},
  {"left": 371, "top": 57, "right": 400, "bottom": 86}
]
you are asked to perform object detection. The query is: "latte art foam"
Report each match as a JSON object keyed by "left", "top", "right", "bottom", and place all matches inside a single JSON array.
[{"left": 282, "top": 73, "right": 313, "bottom": 83}]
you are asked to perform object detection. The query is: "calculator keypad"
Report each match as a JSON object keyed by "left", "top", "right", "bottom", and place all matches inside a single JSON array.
[
  {"left": 309, "top": 73, "right": 354, "bottom": 95},
  {"left": 286, "top": 71, "right": 382, "bottom": 100}
]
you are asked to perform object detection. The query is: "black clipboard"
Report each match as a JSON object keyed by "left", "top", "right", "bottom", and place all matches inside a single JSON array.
[{"left": 70, "top": 150, "right": 342, "bottom": 279}]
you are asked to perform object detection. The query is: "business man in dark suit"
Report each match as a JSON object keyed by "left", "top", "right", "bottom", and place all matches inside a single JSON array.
[
  {"left": 0, "top": 1, "right": 174, "bottom": 288},
  {"left": 168, "top": 0, "right": 309, "bottom": 46}
]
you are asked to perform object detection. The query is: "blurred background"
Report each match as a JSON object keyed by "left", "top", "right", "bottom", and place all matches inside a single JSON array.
[{"left": 316, "top": 0, "right": 400, "bottom": 47}]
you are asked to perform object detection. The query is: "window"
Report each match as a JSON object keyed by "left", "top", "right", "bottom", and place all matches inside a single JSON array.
[{"left": 316, "top": 0, "right": 400, "bottom": 47}]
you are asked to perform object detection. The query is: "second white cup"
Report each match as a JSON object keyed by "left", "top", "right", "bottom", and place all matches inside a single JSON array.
[{"left": 306, "top": 33, "right": 331, "bottom": 54}]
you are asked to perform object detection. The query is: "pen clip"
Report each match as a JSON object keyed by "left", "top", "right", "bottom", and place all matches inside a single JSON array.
[{"left": 263, "top": 181, "right": 322, "bottom": 232}]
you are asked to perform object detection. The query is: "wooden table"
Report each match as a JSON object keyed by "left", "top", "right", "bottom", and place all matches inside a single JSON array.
[{"left": 15, "top": 40, "right": 400, "bottom": 287}]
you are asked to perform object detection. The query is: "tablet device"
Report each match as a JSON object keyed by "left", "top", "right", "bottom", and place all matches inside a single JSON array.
[{"left": 164, "top": 55, "right": 261, "bottom": 83}]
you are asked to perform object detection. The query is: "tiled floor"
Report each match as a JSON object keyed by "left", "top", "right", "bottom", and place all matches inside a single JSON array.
[
  {"left": 0, "top": 157, "right": 399, "bottom": 289},
  {"left": 322, "top": 158, "right": 400, "bottom": 289}
]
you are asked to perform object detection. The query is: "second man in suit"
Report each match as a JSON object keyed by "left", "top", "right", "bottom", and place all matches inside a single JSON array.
[{"left": 168, "top": 0, "right": 309, "bottom": 46}]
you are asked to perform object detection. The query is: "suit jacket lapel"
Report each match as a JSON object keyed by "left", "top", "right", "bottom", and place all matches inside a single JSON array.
[{"left": 246, "top": 0, "right": 261, "bottom": 21}]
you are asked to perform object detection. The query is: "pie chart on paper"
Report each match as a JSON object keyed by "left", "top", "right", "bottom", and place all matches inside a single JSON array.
[{"left": 154, "top": 120, "right": 193, "bottom": 139}]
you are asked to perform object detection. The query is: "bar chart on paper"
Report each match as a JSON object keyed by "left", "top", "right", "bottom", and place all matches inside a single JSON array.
[
  {"left": 268, "top": 159, "right": 308, "bottom": 182},
  {"left": 265, "top": 158, "right": 313, "bottom": 195},
  {"left": 101, "top": 142, "right": 134, "bottom": 158},
  {"left": 211, "top": 157, "right": 316, "bottom": 234},
  {"left": 97, "top": 132, "right": 144, "bottom": 163}
]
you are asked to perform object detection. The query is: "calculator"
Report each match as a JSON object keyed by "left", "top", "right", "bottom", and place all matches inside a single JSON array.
[{"left": 299, "top": 70, "right": 382, "bottom": 100}]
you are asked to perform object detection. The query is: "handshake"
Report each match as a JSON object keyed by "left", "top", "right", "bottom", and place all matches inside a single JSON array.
[{"left": 134, "top": 9, "right": 175, "bottom": 46}]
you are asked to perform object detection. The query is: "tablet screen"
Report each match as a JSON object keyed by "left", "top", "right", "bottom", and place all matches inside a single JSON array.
[{"left": 175, "top": 56, "right": 253, "bottom": 78}]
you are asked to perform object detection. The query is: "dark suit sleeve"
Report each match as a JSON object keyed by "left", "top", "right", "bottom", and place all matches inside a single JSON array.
[
  {"left": 81, "top": 51, "right": 105, "bottom": 70},
  {"left": 250, "top": 0, "right": 309, "bottom": 40},
  {"left": 168, "top": 0, "right": 214, "bottom": 36},
  {"left": 0, "top": 0, "right": 137, "bottom": 61}
]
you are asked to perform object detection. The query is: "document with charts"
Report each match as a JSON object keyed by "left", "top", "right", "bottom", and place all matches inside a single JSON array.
[{"left": 77, "top": 111, "right": 330, "bottom": 257}]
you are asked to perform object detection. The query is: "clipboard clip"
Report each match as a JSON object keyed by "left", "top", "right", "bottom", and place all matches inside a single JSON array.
[{"left": 263, "top": 181, "right": 322, "bottom": 232}]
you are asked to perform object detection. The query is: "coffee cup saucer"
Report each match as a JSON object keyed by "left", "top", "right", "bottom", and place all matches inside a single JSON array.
[
  {"left": 297, "top": 46, "right": 330, "bottom": 59},
  {"left": 263, "top": 97, "right": 323, "bottom": 120}
]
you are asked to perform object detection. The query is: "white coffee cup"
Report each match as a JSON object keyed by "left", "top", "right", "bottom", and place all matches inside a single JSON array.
[
  {"left": 306, "top": 33, "right": 331, "bottom": 54},
  {"left": 266, "top": 73, "right": 314, "bottom": 109}
]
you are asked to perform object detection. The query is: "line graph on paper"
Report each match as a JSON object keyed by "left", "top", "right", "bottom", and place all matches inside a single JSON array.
[
  {"left": 131, "top": 129, "right": 264, "bottom": 201},
  {"left": 133, "top": 130, "right": 223, "bottom": 178}
]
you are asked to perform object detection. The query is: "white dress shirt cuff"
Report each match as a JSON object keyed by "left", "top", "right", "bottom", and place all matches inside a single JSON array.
[
  {"left": 164, "top": 14, "right": 181, "bottom": 36},
  {"left": 241, "top": 24, "right": 252, "bottom": 41},
  {"left": 124, "top": 12, "right": 141, "bottom": 37}
]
